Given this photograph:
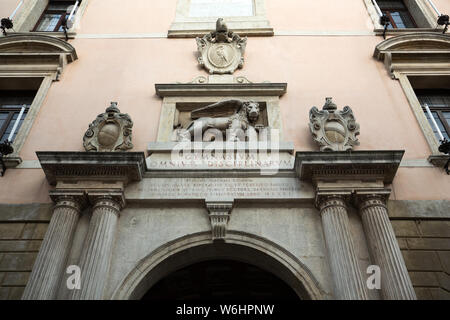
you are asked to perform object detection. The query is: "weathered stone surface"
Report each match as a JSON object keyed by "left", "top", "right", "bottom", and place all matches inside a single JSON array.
[
  {"left": 436, "top": 272, "right": 450, "bottom": 291},
  {"left": 309, "top": 98, "right": 360, "bottom": 151},
  {"left": 388, "top": 200, "right": 450, "bottom": 219},
  {"left": 0, "top": 224, "right": 24, "bottom": 239},
  {"left": 22, "top": 196, "right": 82, "bottom": 300},
  {"left": 0, "top": 253, "right": 37, "bottom": 271},
  {"left": 318, "top": 196, "right": 368, "bottom": 300},
  {"left": 0, "top": 287, "right": 8, "bottom": 300},
  {"left": 408, "top": 272, "right": 439, "bottom": 287},
  {"left": 71, "top": 196, "right": 121, "bottom": 300},
  {"left": 406, "top": 238, "right": 450, "bottom": 250},
  {"left": 418, "top": 221, "right": 450, "bottom": 237},
  {"left": 402, "top": 251, "right": 442, "bottom": 271},
  {"left": 414, "top": 287, "right": 433, "bottom": 300},
  {"left": 21, "top": 223, "right": 48, "bottom": 240},
  {"left": 2, "top": 272, "right": 30, "bottom": 286},
  {"left": 83, "top": 102, "right": 133, "bottom": 152},
  {"left": 0, "top": 204, "right": 52, "bottom": 222},
  {"left": 196, "top": 18, "right": 247, "bottom": 74},
  {"left": 429, "top": 288, "right": 450, "bottom": 300},
  {"left": 126, "top": 177, "right": 314, "bottom": 201},
  {"left": 391, "top": 220, "right": 420, "bottom": 237},
  {"left": 397, "top": 238, "right": 409, "bottom": 249},
  {"left": 0, "top": 240, "right": 42, "bottom": 252},
  {"left": 359, "top": 195, "right": 416, "bottom": 299},
  {"left": 8, "top": 287, "right": 24, "bottom": 300},
  {"left": 438, "top": 251, "right": 450, "bottom": 274}
]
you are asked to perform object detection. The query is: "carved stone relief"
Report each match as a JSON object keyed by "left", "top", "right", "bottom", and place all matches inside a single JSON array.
[
  {"left": 309, "top": 98, "right": 360, "bottom": 151},
  {"left": 83, "top": 102, "right": 133, "bottom": 152},
  {"left": 173, "top": 99, "right": 269, "bottom": 142},
  {"left": 196, "top": 18, "right": 247, "bottom": 74}
]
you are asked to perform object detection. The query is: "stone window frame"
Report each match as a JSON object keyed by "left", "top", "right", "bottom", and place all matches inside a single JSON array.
[
  {"left": 154, "top": 79, "right": 287, "bottom": 142},
  {"left": 0, "top": 34, "right": 78, "bottom": 167},
  {"left": 7, "top": 0, "right": 89, "bottom": 39},
  {"left": 363, "top": 0, "right": 445, "bottom": 34},
  {"left": 168, "top": 0, "right": 273, "bottom": 38},
  {"left": 374, "top": 33, "right": 450, "bottom": 167}
]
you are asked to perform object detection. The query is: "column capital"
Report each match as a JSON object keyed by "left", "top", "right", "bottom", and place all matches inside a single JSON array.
[
  {"left": 315, "top": 192, "right": 350, "bottom": 212},
  {"left": 88, "top": 192, "right": 125, "bottom": 214},
  {"left": 354, "top": 189, "right": 391, "bottom": 212},
  {"left": 49, "top": 190, "right": 88, "bottom": 212}
]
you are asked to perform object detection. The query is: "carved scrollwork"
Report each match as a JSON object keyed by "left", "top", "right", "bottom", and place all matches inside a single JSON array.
[
  {"left": 83, "top": 102, "right": 134, "bottom": 152},
  {"left": 309, "top": 98, "right": 360, "bottom": 151}
]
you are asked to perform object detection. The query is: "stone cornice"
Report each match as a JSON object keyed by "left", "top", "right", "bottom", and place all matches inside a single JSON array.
[
  {"left": 294, "top": 150, "right": 404, "bottom": 184},
  {"left": 36, "top": 151, "right": 146, "bottom": 186},
  {"left": 155, "top": 83, "right": 287, "bottom": 97}
]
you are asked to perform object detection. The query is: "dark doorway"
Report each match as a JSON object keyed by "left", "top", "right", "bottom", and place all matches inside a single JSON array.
[{"left": 141, "top": 260, "right": 300, "bottom": 301}]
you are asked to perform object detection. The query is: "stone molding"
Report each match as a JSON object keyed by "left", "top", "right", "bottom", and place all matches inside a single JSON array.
[
  {"left": 205, "top": 200, "right": 234, "bottom": 241},
  {"left": 89, "top": 193, "right": 124, "bottom": 213},
  {"left": 295, "top": 150, "right": 405, "bottom": 184},
  {"left": 36, "top": 151, "right": 146, "bottom": 186},
  {"left": 155, "top": 82, "right": 287, "bottom": 97},
  {"left": 374, "top": 33, "right": 450, "bottom": 79}
]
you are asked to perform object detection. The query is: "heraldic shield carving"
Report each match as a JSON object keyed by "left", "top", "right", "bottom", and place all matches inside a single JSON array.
[
  {"left": 309, "top": 97, "right": 360, "bottom": 151},
  {"left": 83, "top": 102, "right": 133, "bottom": 152},
  {"left": 196, "top": 18, "right": 247, "bottom": 74}
]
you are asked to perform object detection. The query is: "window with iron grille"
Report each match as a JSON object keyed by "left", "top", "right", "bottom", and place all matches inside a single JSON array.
[
  {"left": 0, "top": 91, "right": 36, "bottom": 143},
  {"left": 377, "top": 0, "right": 417, "bottom": 28},
  {"left": 33, "top": 1, "right": 80, "bottom": 32},
  {"left": 416, "top": 89, "right": 450, "bottom": 141}
]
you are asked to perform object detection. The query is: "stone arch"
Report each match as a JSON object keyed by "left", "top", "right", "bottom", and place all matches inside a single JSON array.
[
  {"left": 0, "top": 34, "right": 77, "bottom": 62},
  {"left": 111, "top": 231, "right": 325, "bottom": 300}
]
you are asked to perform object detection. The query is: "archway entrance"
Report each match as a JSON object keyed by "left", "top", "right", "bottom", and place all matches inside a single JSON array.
[{"left": 141, "top": 260, "right": 300, "bottom": 301}]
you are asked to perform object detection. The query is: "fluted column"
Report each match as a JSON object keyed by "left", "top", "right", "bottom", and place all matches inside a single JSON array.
[
  {"left": 22, "top": 195, "right": 83, "bottom": 300},
  {"left": 358, "top": 194, "right": 416, "bottom": 300},
  {"left": 71, "top": 195, "right": 122, "bottom": 300},
  {"left": 318, "top": 195, "right": 369, "bottom": 300}
]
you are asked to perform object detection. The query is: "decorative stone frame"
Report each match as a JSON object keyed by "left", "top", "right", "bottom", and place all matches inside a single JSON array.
[
  {"left": 154, "top": 80, "right": 287, "bottom": 142},
  {"left": 374, "top": 33, "right": 450, "bottom": 167},
  {"left": 5, "top": 0, "right": 90, "bottom": 39},
  {"left": 168, "top": 0, "right": 273, "bottom": 38},
  {"left": 363, "top": 0, "right": 445, "bottom": 35},
  {"left": 0, "top": 34, "right": 78, "bottom": 167}
]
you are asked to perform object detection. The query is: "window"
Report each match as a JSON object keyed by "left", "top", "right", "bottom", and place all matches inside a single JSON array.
[
  {"left": 416, "top": 90, "right": 450, "bottom": 141},
  {"left": 0, "top": 91, "right": 35, "bottom": 143},
  {"left": 33, "top": 1, "right": 80, "bottom": 32},
  {"left": 377, "top": 0, "right": 417, "bottom": 28},
  {"left": 169, "top": 0, "right": 272, "bottom": 38},
  {"left": 189, "top": 0, "right": 254, "bottom": 18}
]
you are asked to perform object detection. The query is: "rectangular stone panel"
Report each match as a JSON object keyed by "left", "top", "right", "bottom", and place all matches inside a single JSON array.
[
  {"left": 2, "top": 272, "right": 30, "bottom": 286},
  {"left": 402, "top": 250, "right": 442, "bottom": 271},
  {"left": 391, "top": 220, "right": 420, "bottom": 237},
  {"left": 408, "top": 271, "right": 439, "bottom": 287},
  {"left": 0, "top": 240, "right": 42, "bottom": 252},
  {"left": 0, "top": 224, "right": 24, "bottom": 240},
  {"left": 126, "top": 177, "right": 314, "bottom": 201},
  {"left": 0, "top": 253, "right": 37, "bottom": 271},
  {"left": 406, "top": 238, "right": 450, "bottom": 250},
  {"left": 418, "top": 221, "right": 450, "bottom": 237}
]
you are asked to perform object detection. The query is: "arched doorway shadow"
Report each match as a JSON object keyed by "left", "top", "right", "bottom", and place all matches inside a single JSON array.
[{"left": 111, "top": 232, "right": 325, "bottom": 300}]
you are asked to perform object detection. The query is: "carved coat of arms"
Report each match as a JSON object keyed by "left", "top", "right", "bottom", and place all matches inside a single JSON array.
[
  {"left": 83, "top": 102, "right": 133, "bottom": 152},
  {"left": 309, "top": 98, "right": 360, "bottom": 151},
  {"left": 196, "top": 18, "right": 247, "bottom": 74}
]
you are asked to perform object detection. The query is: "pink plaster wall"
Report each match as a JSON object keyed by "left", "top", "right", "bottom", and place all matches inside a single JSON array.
[{"left": 0, "top": 0, "right": 449, "bottom": 203}]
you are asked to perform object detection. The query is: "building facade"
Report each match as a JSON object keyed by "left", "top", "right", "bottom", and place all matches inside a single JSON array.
[{"left": 0, "top": 0, "right": 449, "bottom": 300}]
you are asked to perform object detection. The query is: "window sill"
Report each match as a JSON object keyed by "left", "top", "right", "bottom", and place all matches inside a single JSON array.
[
  {"left": 428, "top": 154, "right": 450, "bottom": 167},
  {"left": 374, "top": 28, "right": 446, "bottom": 36},
  {"left": 3, "top": 31, "right": 77, "bottom": 40},
  {"left": 3, "top": 155, "right": 22, "bottom": 168}
]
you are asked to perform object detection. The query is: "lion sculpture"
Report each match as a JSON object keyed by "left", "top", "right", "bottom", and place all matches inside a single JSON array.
[{"left": 175, "top": 100, "right": 262, "bottom": 142}]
